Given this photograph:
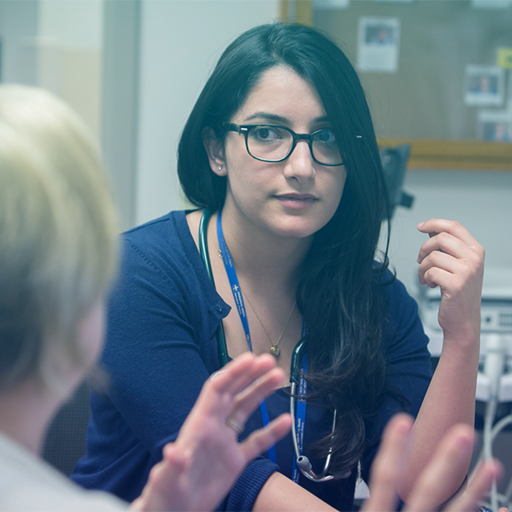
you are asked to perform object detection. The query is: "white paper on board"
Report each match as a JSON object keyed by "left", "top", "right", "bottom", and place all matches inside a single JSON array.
[{"left": 357, "top": 17, "right": 401, "bottom": 73}]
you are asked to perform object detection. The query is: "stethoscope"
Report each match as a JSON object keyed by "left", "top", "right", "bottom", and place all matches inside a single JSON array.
[
  {"left": 290, "top": 338, "right": 338, "bottom": 482},
  {"left": 198, "top": 208, "right": 343, "bottom": 483}
]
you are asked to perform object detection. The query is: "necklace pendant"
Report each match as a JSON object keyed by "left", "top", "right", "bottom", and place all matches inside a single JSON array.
[{"left": 270, "top": 345, "right": 281, "bottom": 357}]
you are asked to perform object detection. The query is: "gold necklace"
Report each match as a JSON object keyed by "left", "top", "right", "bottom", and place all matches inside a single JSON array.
[{"left": 243, "top": 293, "right": 296, "bottom": 357}]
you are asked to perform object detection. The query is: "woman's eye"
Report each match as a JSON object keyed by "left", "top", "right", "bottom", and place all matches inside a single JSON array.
[
  {"left": 316, "top": 129, "right": 335, "bottom": 145},
  {"left": 251, "top": 126, "right": 282, "bottom": 142}
]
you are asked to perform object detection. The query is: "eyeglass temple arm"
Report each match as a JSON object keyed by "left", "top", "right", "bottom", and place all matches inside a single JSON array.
[{"left": 222, "top": 122, "right": 246, "bottom": 134}]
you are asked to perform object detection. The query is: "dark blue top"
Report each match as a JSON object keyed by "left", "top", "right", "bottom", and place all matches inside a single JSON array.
[{"left": 72, "top": 210, "right": 432, "bottom": 511}]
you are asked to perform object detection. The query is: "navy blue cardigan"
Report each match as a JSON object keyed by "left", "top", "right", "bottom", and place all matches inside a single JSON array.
[{"left": 72, "top": 210, "right": 432, "bottom": 511}]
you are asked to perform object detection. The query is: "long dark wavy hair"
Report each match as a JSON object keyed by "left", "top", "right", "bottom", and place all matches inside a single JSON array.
[{"left": 178, "top": 22, "right": 392, "bottom": 478}]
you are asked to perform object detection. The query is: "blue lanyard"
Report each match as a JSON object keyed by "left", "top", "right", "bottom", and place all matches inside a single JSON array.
[{"left": 217, "top": 210, "right": 277, "bottom": 464}]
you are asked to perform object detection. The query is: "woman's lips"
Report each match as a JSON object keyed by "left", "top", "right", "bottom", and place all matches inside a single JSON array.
[{"left": 275, "top": 194, "right": 317, "bottom": 209}]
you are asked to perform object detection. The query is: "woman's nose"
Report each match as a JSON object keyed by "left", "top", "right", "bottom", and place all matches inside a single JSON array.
[{"left": 283, "top": 140, "right": 316, "bottom": 182}]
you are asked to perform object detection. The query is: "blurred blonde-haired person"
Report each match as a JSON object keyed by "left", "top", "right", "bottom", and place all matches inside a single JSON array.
[{"left": 0, "top": 84, "right": 291, "bottom": 511}]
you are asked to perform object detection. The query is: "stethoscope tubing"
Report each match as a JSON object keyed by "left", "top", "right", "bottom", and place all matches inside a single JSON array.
[{"left": 199, "top": 209, "right": 229, "bottom": 366}]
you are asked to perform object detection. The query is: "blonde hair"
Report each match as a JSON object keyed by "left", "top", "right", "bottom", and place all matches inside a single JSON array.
[{"left": 0, "top": 85, "right": 119, "bottom": 391}]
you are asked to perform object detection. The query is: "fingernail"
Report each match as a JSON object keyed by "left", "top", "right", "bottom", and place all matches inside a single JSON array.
[{"left": 417, "top": 222, "right": 425, "bottom": 229}]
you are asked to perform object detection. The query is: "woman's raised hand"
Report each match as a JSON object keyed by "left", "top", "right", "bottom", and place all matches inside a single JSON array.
[
  {"left": 417, "top": 219, "right": 485, "bottom": 342},
  {"left": 132, "top": 353, "right": 292, "bottom": 512},
  {"left": 362, "top": 414, "right": 501, "bottom": 512}
]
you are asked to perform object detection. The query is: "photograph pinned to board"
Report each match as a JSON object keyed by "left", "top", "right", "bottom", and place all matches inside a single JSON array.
[
  {"left": 477, "top": 109, "right": 512, "bottom": 141},
  {"left": 471, "top": 0, "right": 512, "bottom": 8},
  {"left": 357, "top": 17, "right": 400, "bottom": 73},
  {"left": 313, "top": 0, "right": 350, "bottom": 9},
  {"left": 464, "top": 65, "right": 505, "bottom": 106}
]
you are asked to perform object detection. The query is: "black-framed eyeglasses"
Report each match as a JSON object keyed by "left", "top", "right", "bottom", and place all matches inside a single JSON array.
[{"left": 223, "top": 123, "right": 344, "bottom": 167}]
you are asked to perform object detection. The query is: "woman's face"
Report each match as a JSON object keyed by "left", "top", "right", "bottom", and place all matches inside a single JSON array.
[{"left": 208, "top": 66, "right": 347, "bottom": 242}]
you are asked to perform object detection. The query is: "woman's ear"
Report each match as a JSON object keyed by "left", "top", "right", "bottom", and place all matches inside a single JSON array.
[{"left": 203, "top": 128, "right": 227, "bottom": 176}]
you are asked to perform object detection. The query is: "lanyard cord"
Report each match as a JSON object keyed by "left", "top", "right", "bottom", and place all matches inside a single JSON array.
[
  {"left": 217, "top": 210, "right": 277, "bottom": 464},
  {"left": 217, "top": 211, "right": 254, "bottom": 351}
]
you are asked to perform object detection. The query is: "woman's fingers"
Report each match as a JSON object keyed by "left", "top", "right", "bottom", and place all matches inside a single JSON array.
[
  {"left": 417, "top": 219, "right": 483, "bottom": 268},
  {"left": 416, "top": 218, "right": 484, "bottom": 336},
  {"left": 174, "top": 353, "right": 283, "bottom": 454},
  {"left": 360, "top": 411, "right": 496, "bottom": 512},
  {"left": 417, "top": 220, "right": 484, "bottom": 286},
  {"left": 209, "top": 352, "right": 276, "bottom": 397},
  {"left": 404, "top": 424, "right": 474, "bottom": 512},
  {"left": 417, "top": 219, "right": 480, "bottom": 256},
  {"left": 193, "top": 353, "right": 279, "bottom": 423},
  {"left": 224, "top": 366, "right": 286, "bottom": 430},
  {"left": 240, "top": 413, "right": 292, "bottom": 461},
  {"left": 135, "top": 353, "right": 289, "bottom": 512},
  {"left": 361, "top": 414, "right": 413, "bottom": 512},
  {"left": 444, "top": 460, "right": 502, "bottom": 512}
]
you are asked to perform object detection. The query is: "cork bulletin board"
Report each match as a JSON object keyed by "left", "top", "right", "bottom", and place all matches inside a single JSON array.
[{"left": 311, "top": 0, "right": 512, "bottom": 169}]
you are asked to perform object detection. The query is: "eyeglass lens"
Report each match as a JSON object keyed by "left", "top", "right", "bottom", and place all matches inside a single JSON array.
[{"left": 246, "top": 126, "right": 342, "bottom": 165}]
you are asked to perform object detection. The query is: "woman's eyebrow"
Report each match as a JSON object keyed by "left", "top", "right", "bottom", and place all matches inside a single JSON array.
[
  {"left": 244, "top": 112, "right": 331, "bottom": 125},
  {"left": 244, "top": 112, "right": 289, "bottom": 123}
]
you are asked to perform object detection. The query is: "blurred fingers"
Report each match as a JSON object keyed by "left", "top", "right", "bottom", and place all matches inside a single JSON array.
[
  {"left": 404, "top": 424, "right": 474, "bottom": 512},
  {"left": 224, "top": 367, "right": 286, "bottom": 430},
  {"left": 145, "top": 444, "right": 186, "bottom": 493},
  {"left": 209, "top": 353, "right": 274, "bottom": 396},
  {"left": 197, "top": 353, "right": 278, "bottom": 418},
  {"left": 240, "top": 413, "right": 292, "bottom": 461},
  {"left": 444, "top": 460, "right": 501, "bottom": 512},
  {"left": 361, "top": 414, "right": 413, "bottom": 512}
]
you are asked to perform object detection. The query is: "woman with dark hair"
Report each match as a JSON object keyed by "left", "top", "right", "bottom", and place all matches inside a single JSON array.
[{"left": 73, "top": 23, "right": 484, "bottom": 511}]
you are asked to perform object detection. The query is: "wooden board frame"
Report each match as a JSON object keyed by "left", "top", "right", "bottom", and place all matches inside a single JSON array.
[{"left": 378, "top": 139, "right": 512, "bottom": 171}]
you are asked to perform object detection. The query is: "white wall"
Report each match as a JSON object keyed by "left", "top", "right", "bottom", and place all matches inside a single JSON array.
[
  {"left": 38, "top": 0, "right": 103, "bottom": 138},
  {"left": 135, "top": 0, "right": 280, "bottom": 225},
  {"left": 38, "top": 0, "right": 102, "bottom": 49},
  {"left": 0, "top": 0, "right": 103, "bottom": 138},
  {"left": 0, "top": 0, "right": 38, "bottom": 82}
]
